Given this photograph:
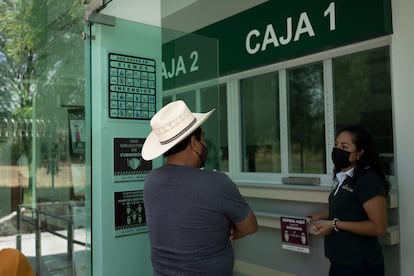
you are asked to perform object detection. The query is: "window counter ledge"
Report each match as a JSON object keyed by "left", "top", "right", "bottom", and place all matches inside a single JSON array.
[{"left": 236, "top": 182, "right": 399, "bottom": 208}]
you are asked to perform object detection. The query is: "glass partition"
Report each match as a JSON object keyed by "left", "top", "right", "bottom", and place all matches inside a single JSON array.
[
  {"left": 333, "top": 46, "right": 393, "bottom": 175},
  {"left": 84, "top": 15, "right": 219, "bottom": 274},
  {"left": 240, "top": 72, "right": 280, "bottom": 172},
  {"left": 161, "top": 28, "right": 222, "bottom": 171},
  {"left": 0, "top": 0, "right": 90, "bottom": 275},
  {"left": 287, "top": 62, "right": 325, "bottom": 174}
]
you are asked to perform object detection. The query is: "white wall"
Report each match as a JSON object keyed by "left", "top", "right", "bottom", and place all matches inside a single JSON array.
[
  {"left": 102, "top": 0, "right": 161, "bottom": 26},
  {"left": 391, "top": 0, "right": 414, "bottom": 274}
]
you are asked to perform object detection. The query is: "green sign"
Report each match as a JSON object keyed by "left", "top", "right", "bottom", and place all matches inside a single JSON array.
[
  {"left": 195, "top": 0, "right": 392, "bottom": 76},
  {"left": 162, "top": 33, "right": 218, "bottom": 90}
]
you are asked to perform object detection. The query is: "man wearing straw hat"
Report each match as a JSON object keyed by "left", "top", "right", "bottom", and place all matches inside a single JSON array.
[{"left": 142, "top": 100, "right": 257, "bottom": 275}]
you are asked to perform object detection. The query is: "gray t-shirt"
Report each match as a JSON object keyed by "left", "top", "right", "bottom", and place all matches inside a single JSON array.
[{"left": 144, "top": 164, "right": 250, "bottom": 276}]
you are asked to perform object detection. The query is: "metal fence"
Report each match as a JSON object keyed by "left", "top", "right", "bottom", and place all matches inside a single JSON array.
[{"left": 0, "top": 118, "right": 61, "bottom": 141}]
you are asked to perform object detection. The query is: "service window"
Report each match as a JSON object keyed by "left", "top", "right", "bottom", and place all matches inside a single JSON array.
[
  {"left": 240, "top": 72, "right": 280, "bottom": 172},
  {"left": 287, "top": 62, "right": 325, "bottom": 174},
  {"left": 333, "top": 46, "right": 393, "bottom": 175}
]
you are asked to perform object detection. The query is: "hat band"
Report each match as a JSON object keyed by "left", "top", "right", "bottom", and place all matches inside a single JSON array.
[{"left": 159, "top": 118, "right": 197, "bottom": 145}]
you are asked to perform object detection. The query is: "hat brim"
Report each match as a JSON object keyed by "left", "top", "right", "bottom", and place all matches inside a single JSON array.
[{"left": 141, "top": 109, "right": 215, "bottom": 161}]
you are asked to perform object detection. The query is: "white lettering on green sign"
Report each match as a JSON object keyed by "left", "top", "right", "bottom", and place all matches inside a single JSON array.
[
  {"left": 324, "top": 2, "right": 336, "bottom": 31},
  {"left": 246, "top": 2, "right": 336, "bottom": 54},
  {"left": 162, "top": 50, "right": 199, "bottom": 80}
]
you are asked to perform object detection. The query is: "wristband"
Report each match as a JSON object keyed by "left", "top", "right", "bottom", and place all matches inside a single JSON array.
[{"left": 332, "top": 218, "right": 340, "bottom": 232}]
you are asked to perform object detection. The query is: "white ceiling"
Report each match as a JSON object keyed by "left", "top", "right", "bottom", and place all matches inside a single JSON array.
[
  {"left": 100, "top": 0, "right": 162, "bottom": 26},
  {"left": 99, "top": 0, "right": 267, "bottom": 32},
  {"left": 161, "top": 0, "right": 268, "bottom": 33},
  {"left": 161, "top": 0, "right": 198, "bottom": 18}
]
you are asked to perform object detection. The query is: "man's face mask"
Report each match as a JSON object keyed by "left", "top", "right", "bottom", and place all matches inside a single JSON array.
[{"left": 198, "top": 143, "right": 208, "bottom": 168}]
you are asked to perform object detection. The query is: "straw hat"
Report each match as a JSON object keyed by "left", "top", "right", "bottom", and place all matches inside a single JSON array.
[{"left": 142, "top": 100, "right": 214, "bottom": 161}]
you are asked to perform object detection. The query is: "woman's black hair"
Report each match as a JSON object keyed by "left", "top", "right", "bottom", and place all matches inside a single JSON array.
[
  {"left": 334, "top": 125, "right": 390, "bottom": 197},
  {"left": 163, "top": 127, "right": 202, "bottom": 157}
]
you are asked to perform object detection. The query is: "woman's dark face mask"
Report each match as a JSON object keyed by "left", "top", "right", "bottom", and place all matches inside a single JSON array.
[{"left": 331, "top": 147, "right": 353, "bottom": 169}]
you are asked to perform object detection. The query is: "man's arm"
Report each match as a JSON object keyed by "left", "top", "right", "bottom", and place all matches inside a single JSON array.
[{"left": 229, "top": 209, "right": 258, "bottom": 240}]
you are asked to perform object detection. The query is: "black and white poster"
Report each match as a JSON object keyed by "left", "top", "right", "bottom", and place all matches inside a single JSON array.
[
  {"left": 108, "top": 53, "right": 156, "bottom": 120},
  {"left": 114, "top": 190, "right": 147, "bottom": 237},
  {"left": 113, "top": 137, "right": 152, "bottom": 182}
]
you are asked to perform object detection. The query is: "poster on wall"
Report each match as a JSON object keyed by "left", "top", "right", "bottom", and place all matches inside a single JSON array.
[
  {"left": 114, "top": 190, "right": 147, "bottom": 237},
  {"left": 113, "top": 137, "right": 152, "bottom": 182},
  {"left": 108, "top": 53, "right": 156, "bottom": 120},
  {"left": 280, "top": 216, "right": 310, "bottom": 253},
  {"left": 67, "top": 108, "right": 85, "bottom": 163},
  {"left": 69, "top": 119, "right": 85, "bottom": 152}
]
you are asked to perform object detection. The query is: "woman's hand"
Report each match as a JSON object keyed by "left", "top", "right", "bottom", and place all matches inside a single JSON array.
[{"left": 312, "top": 220, "right": 334, "bottom": 236}]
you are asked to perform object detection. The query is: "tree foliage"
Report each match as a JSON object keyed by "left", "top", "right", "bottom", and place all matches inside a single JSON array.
[{"left": 0, "top": 0, "right": 85, "bottom": 120}]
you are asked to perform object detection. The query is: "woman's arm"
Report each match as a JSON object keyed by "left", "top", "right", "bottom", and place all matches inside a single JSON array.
[
  {"left": 313, "top": 195, "right": 387, "bottom": 236},
  {"left": 335, "top": 195, "right": 387, "bottom": 236}
]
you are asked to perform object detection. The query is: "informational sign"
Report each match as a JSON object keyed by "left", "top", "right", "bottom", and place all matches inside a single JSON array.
[
  {"left": 162, "top": 33, "right": 218, "bottom": 90},
  {"left": 113, "top": 138, "right": 152, "bottom": 182},
  {"left": 195, "top": 0, "right": 392, "bottom": 76},
  {"left": 114, "top": 190, "right": 147, "bottom": 237},
  {"left": 108, "top": 53, "right": 156, "bottom": 120},
  {"left": 280, "top": 216, "right": 310, "bottom": 253},
  {"left": 70, "top": 119, "right": 85, "bottom": 152},
  {"left": 67, "top": 108, "right": 85, "bottom": 161}
]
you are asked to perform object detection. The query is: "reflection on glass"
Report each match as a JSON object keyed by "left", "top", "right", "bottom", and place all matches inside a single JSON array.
[
  {"left": 241, "top": 72, "right": 280, "bottom": 172},
  {"left": 287, "top": 63, "right": 325, "bottom": 173},
  {"left": 175, "top": 91, "right": 196, "bottom": 111},
  {"left": 0, "top": 0, "right": 89, "bottom": 275},
  {"left": 201, "top": 84, "right": 228, "bottom": 172},
  {"left": 161, "top": 28, "right": 220, "bottom": 171},
  {"left": 333, "top": 47, "right": 393, "bottom": 175},
  {"left": 162, "top": 84, "right": 227, "bottom": 172}
]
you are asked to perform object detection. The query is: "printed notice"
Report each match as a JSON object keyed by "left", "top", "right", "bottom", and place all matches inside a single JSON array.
[
  {"left": 114, "top": 190, "right": 147, "bottom": 237},
  {"left": 280, "top": 216, "right": 310, "bottom": 253},
  {"left": 113, "top": 137, "right": 152, "bottom": 182},
  {"left": 108, "top": 53, "right": 156, "bottom": 120}
]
